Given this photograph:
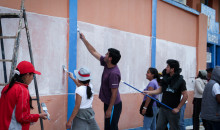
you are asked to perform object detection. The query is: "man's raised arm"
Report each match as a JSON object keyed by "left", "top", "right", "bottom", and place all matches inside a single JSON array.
[{"left": 80, "top": 33, "right": 101, "bottom": 61}]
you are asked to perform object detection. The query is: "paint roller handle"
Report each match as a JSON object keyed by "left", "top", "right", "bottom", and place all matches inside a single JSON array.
[
  {"left": 68, "top": 72, "right": 81, "bottom": 87},
  {"left": 79, "top": 33, "right": 86, "bottom": 41},
  {"left": 44, "top": 111, "right": 50, "bottom": 120},
  {"left": 142, "top": 90, "right": 150, "bottom": 95},
  {"left": 121, "top": 80, "right": 173, "bottom": 110},
  {"left": 77, "top": 26, "right": 80, "bottom": 34},
  {"left": 39, "top": 113, "right": 48, "bottom": 120},
  {"left": 68, "top": 72, "right": 75, "bottom": 79},
  {"left": 142, "top": 90, "right": 158, "bottom": 96}
]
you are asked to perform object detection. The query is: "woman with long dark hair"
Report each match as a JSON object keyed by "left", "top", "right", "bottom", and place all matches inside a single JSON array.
[
  {"left": 141, "top": 67, "right": 160, "bottom": 130},
  {"left": 66, "top": 67, "right": 99, "bottom": 130},
  {"left": 0, "top": 61, "right": 47, "bottom": 130}
]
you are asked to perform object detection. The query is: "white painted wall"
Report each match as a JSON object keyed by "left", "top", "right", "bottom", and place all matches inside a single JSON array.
[
  {"left": 0, "top": 7, "right": 196, "bottom": 97},
  {"left": 0, "top": 7, "right": 68, "bottom": 96},
  {"left": 77, "top": 21, "right": 151, "bottom": 94},
  {"left": 156, "top": 39, "right": 196, "bottom": 91},
  {"left": 76, "top": 22, "right": 196, "bottom": 95}
]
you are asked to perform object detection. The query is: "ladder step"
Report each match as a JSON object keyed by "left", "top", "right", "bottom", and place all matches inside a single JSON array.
[
  {"left": 32, "top": 98, "right": 38, "bottom": 100},
  {"left": 0, "top": 36, "right": 17, "bottom": 39},
  {"left": 0, "top": 83, "right": 7, "bottom": 86},
  {"left": 0, "top": 13, "right": 20, "bottom": 18},
  {"left": 0, "top": 59, "right": 12, "bottom": 62}
]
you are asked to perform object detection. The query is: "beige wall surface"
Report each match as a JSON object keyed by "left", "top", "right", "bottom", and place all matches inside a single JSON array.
[
  {"left": 30, "top": 95, "right": 68, "bottom": 130},
  {"left": 78, "top": 0, "right": 152, "bottom": 36},
  {"left": 157, "top": 0, "right": 198, "bottom": 47},
  {"left": 0, "top": 0, "right": 69, "bottom": 18}
]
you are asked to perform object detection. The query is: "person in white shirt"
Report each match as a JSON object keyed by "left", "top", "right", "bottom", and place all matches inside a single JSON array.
[
  {"left": 193, "top": 70, "right": 207, "bottom": 130},
  {"left": 66, "top": 67, "right": 100, "bottom": 130}
]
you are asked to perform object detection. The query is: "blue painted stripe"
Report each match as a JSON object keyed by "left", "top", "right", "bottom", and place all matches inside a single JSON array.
[
  {"left": 151, "top": 0, "right": 157, "bottom": 68},
  {"left": 162, "top": 0, "right": 200, "bottom": 15},
  {"left": 219, "top": 34, "right": 220, "bottom": 45},
  {"left": 68, "top": 0, "right": 77, "bottom": 124},
  {"left": 213, "top": 44, "right": 216, "bottom": 67},
  {"left": 216, "top": 46, "right": 220, "bottom": 66},
  {"left": 207, "top": 31, "right": 218, "bottom": 44},
  {"left": 110, "top": 105, "right": 114, "bottom": 125},
  {"left": 207, "top": 43, "right": 215, "bottom": 68}
]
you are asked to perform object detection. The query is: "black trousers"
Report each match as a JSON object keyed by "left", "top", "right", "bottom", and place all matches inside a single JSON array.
[
  {"left": 193, "top": 98, "right": 202, "bottom": 130},
  {"left": 202, "top": 119, "right": 220, "bottom": 130},
  {"left": 104, "top": 102, "right": 122, "bottom": 130}
]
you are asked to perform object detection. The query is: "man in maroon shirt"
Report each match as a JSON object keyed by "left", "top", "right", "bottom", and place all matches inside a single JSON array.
[{"left": 80, "top": 33, "right": 122, "bottom": 130}]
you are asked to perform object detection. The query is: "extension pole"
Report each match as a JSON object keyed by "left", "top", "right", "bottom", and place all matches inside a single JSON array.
[{"left": 121, "top": 80, "right": 173, "bottom": 110}]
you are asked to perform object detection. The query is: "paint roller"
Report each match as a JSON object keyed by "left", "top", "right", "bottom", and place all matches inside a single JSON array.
[
  {"left": 63, "top": 65, "right": 77, "bottom": 78},
  {"left": 121, "top": 80, "right": 173, "bottom": 110},
  {"left": 62, "top": 65, "right": 69, "bottom": 73},
  {"left": 62, "top": 65, "right": 76, "bottom": 95},
  {"left": 77, "top": 25, "right": 80, "bottom": 34},
  {"left": 41, "top": 103, "right": 50, "bottom": 120}
]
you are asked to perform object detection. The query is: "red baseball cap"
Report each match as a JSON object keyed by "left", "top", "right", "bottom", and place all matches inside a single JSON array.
[{"left": 16, "top": 61, "right": 41, "bottom": 75}]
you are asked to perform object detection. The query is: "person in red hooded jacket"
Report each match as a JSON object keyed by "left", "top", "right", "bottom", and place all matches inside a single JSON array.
[{"left": 0, "top": 61, "right": 47, "bottom": 130}]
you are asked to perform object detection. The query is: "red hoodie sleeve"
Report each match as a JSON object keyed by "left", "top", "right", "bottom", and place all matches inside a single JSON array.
[{"left": 15, "top": 85, "right": 39, "bottom": 124}]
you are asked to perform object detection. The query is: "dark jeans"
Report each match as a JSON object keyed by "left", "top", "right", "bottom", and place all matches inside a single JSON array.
[
  {"left": 104, "top": 102, "right": 122, "bottom": 130},
  {"left": 202, "top": 119, "right": 220, "bottom": 130},
  {"left": 193, "top": 98, "right": 202, "bottom": 130},
  {"left": 156, "top": 107, "right": 180, "bottom": 130}
]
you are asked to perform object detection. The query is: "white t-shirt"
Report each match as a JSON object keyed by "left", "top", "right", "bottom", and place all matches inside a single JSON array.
[
  {"left": 212, "top": 83, "right": 220, "bottom": 96},
  {"left": 75, "top": 84, "right": 94, "bottom": 109}
]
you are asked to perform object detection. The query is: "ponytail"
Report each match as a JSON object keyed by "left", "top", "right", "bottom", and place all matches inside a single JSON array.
[
  {"left": 4, "top": 69, "right": 24, "bottom": 93},
  {"left": 148, "top": 67, "right": 160, "bottom": 83},
  {"left": 29, "top": 96, "right": 34, "bottom": 109},
  {"left": 86, "top": 86, "right": 92, "bottom": 99},
  {"left": 80, "top": 80, "right": 93, "bottom": 99},
  {"left": 155, "top": 73, "right": 161, "bottom": 83},
  {"left": 4, "top": 69, "right": 34, "bottom": 109}
]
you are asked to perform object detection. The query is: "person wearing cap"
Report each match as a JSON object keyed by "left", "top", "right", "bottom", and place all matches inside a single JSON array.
[
  {"left": 66, "top": 67, "right": 100, "bottom": 130},
  {"left": 192, "top": 70, "right": 207, "bottom": 130},
  {"left": 0, "top": 61, "right": 47, "bottom": 130},
  {"left": 80, "top": 33, "right": 122, "bottom": 130},
  {"left": 201, "top": 66, "right": 220, "bottom": 129}
]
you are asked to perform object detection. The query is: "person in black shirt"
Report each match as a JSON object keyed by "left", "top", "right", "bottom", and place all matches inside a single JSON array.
[{"left": 144, "top": 59, "right": 188, "bottom": 130}]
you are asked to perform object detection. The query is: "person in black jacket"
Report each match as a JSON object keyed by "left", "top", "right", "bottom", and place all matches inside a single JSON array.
[{"left": 144, "top": 59, "right": 188, "bottom": 130}]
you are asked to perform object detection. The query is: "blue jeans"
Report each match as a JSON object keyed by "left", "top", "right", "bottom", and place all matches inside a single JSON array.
[
  {"left": 143, "top": 106, "right": 158, "bottom": 130},
  {"left": 179, "top": 103, "right": 186, "bottom": 130}
]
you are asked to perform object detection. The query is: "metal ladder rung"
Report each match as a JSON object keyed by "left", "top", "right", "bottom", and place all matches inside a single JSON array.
[
  {"left": 0, "top": 13, "right": 20, "bottom": 18},
  {"left": 0, "top": 83, "right": 8, "bottom": 86},
  {"left": 0, "top": 59, "right": 12, "bottom": 62},
  {"left": 0, "top": 36, "right": 17, "bottom": 39}
]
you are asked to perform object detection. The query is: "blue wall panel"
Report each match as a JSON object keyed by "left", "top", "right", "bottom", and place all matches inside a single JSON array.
[
  {"left": 68, "top": 0, "right": 77, "bottom": 123},
  {"left": 151, "top": 0, "right": 157, "bottom": 68}
]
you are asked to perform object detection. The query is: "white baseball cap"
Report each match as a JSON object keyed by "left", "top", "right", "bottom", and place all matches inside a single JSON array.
[{"left": 74, "top": 67, "right": 92, "bottom": 81}]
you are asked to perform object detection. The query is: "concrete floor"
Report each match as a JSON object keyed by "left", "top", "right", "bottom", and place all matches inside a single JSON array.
[{"left": 124, "top": 122, "right": 205, "bottom": 130}]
